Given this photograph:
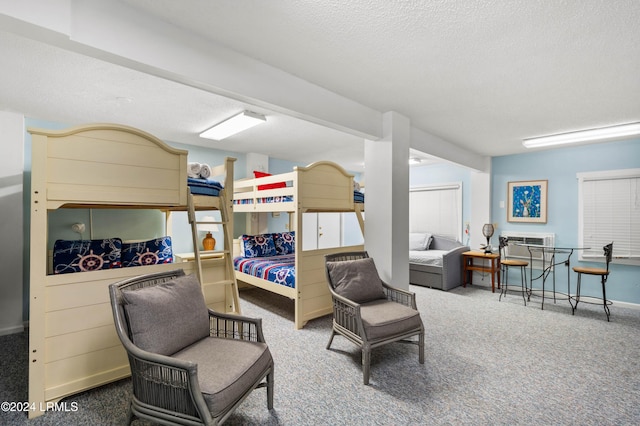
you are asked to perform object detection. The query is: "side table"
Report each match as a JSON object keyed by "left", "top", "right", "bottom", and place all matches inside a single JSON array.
[{"left": 462, "top": 251, "right": 501, "bottom": 293}]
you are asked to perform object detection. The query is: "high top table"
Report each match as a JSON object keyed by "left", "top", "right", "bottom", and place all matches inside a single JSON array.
[{"left": 516, "top": 244, "right": 589, "bottom": 310}]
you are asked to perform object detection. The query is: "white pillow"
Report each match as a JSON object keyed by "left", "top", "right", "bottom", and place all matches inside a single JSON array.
[{"left": 409, "top": 233, "right": 432, "bottom": 251}]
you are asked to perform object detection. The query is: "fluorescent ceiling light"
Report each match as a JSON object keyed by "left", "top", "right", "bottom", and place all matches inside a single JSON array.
[
  {"left": 200, "top": 110, "right": 266, "bottom": 140},
  {"left": 523, "top": 122, "right": 640, "bottom": 148}
]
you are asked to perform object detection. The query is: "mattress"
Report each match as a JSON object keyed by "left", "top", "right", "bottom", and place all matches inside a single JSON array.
[
  {"left": 409, "top": 250, "right": 450, "bottom": 267},
  {"left": 233, "top": 254, "right": 296, "bottom": 288}
]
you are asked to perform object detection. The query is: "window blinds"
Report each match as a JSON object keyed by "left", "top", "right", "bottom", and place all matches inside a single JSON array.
[
  {"left": 578, "top": 169, "right": 640, "bottom": 264},
  {"left": 409, "top": 183, "right": 462, "bottom": 241}
]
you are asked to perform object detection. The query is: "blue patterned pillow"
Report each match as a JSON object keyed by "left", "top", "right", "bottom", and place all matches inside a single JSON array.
[
  {"left": 273, "top": 231, "right": 295, "bottom": 255},
  {"left": 241, "top": 234, "right": 277, "bottom": 258},
  {"left": 122, "top": 236, "right": 173, "bottom": 267},
  {"left": 53, "top": 238, "right": 122, "bottom": 274}
]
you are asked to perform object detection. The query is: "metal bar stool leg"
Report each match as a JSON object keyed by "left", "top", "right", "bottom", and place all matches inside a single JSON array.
[
  {"left": 499, "top": 264, "right": 507, "bottom": 301},
  {"left": 573, "top": 273, "right": 581, "bottom": 315},
  {"left": 602, "top": 276, "right": 611, "bottom": 322},
  {"left": 520, "top": 264, "right": 527, "bottom": 306}
]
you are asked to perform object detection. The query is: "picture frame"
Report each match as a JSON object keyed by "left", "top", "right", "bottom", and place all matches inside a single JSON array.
[{"left": 507, "top": 180, "right": 547, "bottom": 223}]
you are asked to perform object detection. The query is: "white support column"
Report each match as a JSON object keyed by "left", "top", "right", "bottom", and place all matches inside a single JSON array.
[
  {"left": 470, "top": 169, "right": 492, "bottom": 251},
  {"left": 0, "top": 111, "right": 24, "bottom": 335},
  {"left": 364, "top": 112, "right": 410, "bottom": 289}
]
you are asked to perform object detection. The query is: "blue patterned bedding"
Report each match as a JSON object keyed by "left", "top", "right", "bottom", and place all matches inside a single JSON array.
[
  {"left": 52, "top": 236, "right": 174, "bottom": 274},
  {"left": 234, "top": 192, "right": 364, "bottom": 205},
  {"left": 188, "top": 178, "right": 223, "bottom": 196},
  {"left": 234, "top": 254, "right": 296, "bottom": 288},
  {"left": 234, "top": 195, "right": 294, "bottom": 205}
]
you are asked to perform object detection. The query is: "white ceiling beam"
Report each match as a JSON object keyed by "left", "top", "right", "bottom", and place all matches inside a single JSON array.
[{"left": 411, "top": 127, "right": 490, "bottom": 173}]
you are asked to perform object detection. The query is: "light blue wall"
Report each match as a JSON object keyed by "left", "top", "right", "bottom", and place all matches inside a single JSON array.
[
  {"left": 409, "top": 162, "right": 472, "bottom": 243},
  {"left": 492, "top": 138, "right": 640, "bottom": 304}
]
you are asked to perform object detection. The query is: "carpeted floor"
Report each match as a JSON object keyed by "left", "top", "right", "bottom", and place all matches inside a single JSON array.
[{"left": 2, "top": 284, "right": 640, "bottom": 425}]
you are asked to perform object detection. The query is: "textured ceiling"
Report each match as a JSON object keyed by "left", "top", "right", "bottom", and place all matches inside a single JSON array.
[
  {"left": 120, "top": 0, "right": 640, "bottom": 156},
  {"left": 1, "top": 0, "right": 639, "bottom": 172}
]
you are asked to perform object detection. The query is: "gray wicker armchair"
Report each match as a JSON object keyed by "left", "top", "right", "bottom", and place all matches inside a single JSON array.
[
  {"left": 324, "top": 251, "right": 425, "bottom": 385},
  {"left": 109, "top": 269, "right": 274, "bottom": 425}
]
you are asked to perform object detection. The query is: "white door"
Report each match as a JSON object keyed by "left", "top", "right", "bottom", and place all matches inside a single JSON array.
[
  {"left": 318, "top": 213, "right": 341, "bottom": 249},
  {"left": 302, "top": 213, "right": 318, "bottom": 250}
]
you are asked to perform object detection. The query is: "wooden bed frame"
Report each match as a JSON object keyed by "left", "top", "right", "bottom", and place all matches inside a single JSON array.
[
  {"left": 233, "top": 162, "right": 365, "bottom": 329},
  {"left": 28, "top": 123, "right": 237, "bottom": 418}
]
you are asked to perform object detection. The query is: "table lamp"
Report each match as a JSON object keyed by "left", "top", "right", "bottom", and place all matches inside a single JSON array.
[{"left": 482, "top": 223, "right": 495, "bottom": 253}]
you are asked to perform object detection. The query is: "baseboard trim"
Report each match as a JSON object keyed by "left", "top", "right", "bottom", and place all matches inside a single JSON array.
[{"left": 0, "top": 324, "right": 25, "bottom": 336}]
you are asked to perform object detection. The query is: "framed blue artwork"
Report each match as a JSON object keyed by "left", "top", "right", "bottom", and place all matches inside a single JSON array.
[{"left": 507, "top": 180, "right": 548, "bottom": 223}]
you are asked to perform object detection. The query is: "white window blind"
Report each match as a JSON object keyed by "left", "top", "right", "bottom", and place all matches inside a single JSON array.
[
  {"left": 578, "top": 169, "right": 640, "bottom": 265},
  {"left": 409, "top": 183, "right": 462, "bottom": 241}
]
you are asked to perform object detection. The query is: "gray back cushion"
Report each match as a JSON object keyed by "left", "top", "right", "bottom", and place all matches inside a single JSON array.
[
  {"left": 122, "top": 274, "right": 210, "bottom": 355},
  {"left": 326, "top": 257, "right": 386, "bottom": 303}
]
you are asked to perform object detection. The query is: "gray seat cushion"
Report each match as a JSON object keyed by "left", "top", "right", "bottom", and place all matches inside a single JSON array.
[
  {"left": 326, "top": 257, "right": 386, "bottom": 303},
  {"left": 360, "top": 299, "right": 423, "bottom": 341},
  {"left": 122, "top": 274, "right": 210, "bottom": 355},
  {"left": 172, "top": 337, "right": 273, "bottom": 417}
]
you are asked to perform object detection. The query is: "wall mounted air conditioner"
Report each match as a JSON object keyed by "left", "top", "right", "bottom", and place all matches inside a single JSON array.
[{"left": 500, "top": 231, "right": 555, "bottom": 269}]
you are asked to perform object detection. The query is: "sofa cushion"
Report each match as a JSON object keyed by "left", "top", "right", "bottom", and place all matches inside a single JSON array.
[
  {"left": 122, "top": 274, "right": 210, "bottom": 355},
  {"left": 409, "top": 233, "right": 432, "bottom": 251},
  {"left": 360, "top": 299, "right": 423, "bottom": 340},
  {"left": 326, "top": 257, "right": 386, "bottom": 303},
  {"left": 172, "top": 337, "right": 272, "bottom": 417}
]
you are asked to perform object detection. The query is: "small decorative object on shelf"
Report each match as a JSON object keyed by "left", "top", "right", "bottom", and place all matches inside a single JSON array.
[
  {"left": 202, "top": 232, "right": 216, "bottom": 251},
  {"left": 199, "top": 215, "right": 219, "bottom": 251},
  {"left": 482, "top": 223, "right": 495, "bottom": 253}
]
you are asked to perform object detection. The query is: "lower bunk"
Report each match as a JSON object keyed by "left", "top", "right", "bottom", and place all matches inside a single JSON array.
[{"left": 233, "top": 240, "right": 364, "bottom": 329}]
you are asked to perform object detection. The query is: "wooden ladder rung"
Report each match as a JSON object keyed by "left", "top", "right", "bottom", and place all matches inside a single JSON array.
[{"left": 202, "top": 279, "right": 236, "bottom": 287}]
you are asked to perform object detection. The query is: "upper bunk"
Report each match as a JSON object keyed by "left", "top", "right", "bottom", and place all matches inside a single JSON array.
[
  {"left": 233, "top": 161, "right": 364, "bottom": 214},
  {"left": 29, "top": 123, "right": 234, "bottom": 212}
]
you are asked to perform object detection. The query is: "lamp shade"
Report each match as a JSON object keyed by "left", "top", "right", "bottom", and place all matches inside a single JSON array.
[
  {"left": 482, "top": 224, "right": 495, "bottom": 238},
  {"left": 198, "top": 216, "right": 219, "bottom": 233}
]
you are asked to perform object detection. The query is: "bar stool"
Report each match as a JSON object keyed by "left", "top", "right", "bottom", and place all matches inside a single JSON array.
[
  {"left": 498, "top": 236, "right": 528, "bottom": 305},
  {"left": 572, "top": 242, "right": 613, "bottom": 321}
]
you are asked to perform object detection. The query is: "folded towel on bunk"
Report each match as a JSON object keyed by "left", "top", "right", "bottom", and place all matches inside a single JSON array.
[
  {"left": 187, "top": 177, "right": 223, "bottom": 189},
  {"left": 188, "top": 177, "right": 223, "bottom": 197},
  {"left": 199, "top": 163, "right": 212, "bottom": 179},
  {"left": 188, "top": 162, "right": 202, "bottom": 178}
]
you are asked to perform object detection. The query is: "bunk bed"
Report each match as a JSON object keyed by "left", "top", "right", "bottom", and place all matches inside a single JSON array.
[
  {"left": 28, "top": 123, "right": 238, "bottom": 418},
  {"left": 233, "top": 161, "right": 365, "bottom": 329}
]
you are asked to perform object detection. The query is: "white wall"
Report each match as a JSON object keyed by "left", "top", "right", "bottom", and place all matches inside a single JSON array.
[{"left": 0, "top": 111, "right": 24, "bottom": 335}]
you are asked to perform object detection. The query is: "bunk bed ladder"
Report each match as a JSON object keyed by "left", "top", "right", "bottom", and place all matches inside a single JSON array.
[{"left": 187, "top": 192, "right": 241, "bottom": 314}]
